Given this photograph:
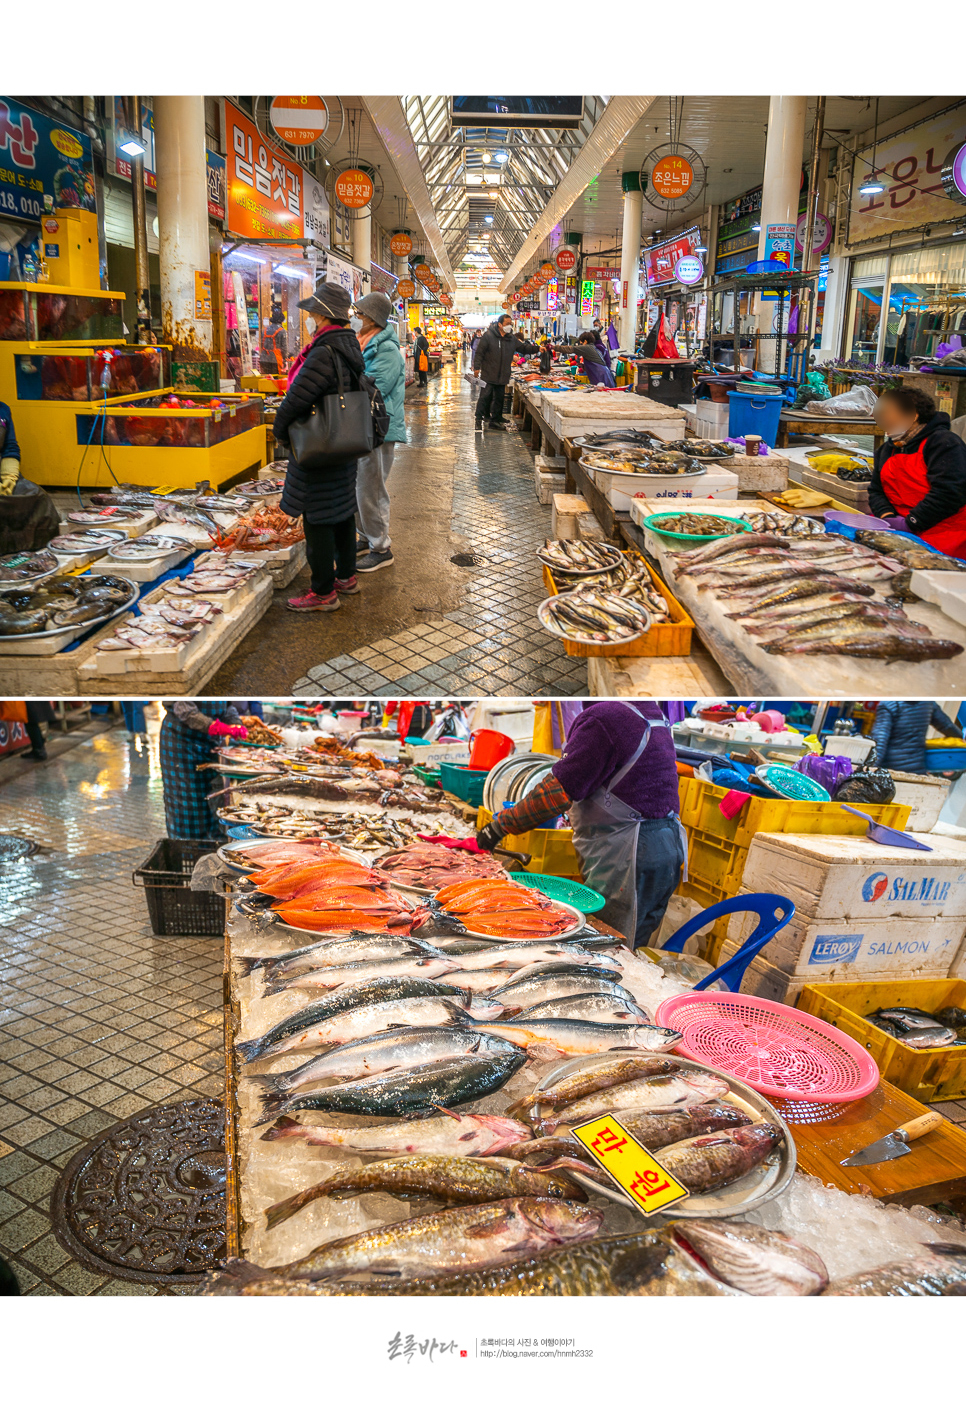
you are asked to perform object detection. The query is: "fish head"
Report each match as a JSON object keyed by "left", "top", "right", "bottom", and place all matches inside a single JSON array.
[
  {"left": 632, "top": 1024, "right": 684, "bottom": 1052},
  {"left": 518, "top": 1198, "right": 604, "bottom": 1245},
  {"left": 519, "top": 1166, "right": 588, "bottom": 1202},
  {"left": 476, "top": 1116, "right": 536, "bottom": 1155},
  {"left": 681, "top": 1071, "right": 731, "bottom": 1099},
  {"left": 673, "top": 1219, "right": 828, "bottom": 1297}
]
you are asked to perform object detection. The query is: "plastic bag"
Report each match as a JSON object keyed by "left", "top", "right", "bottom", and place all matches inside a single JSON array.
[
  {"left": 796, "top": 754, "right": 853, "bottom": 795},
  {"left": 805, "top": 384, "right": 878, "bottom": 417},
  {"left": 793, "top": 372, "right": 830, "bottom": 409},
  {"left": 833, "top": 766, "right": 896, "bottom": 804}
]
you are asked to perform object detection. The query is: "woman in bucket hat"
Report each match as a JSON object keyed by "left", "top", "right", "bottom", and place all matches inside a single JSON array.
[{"left": 353, "top": 291, "right": 407, "bottom": 572}]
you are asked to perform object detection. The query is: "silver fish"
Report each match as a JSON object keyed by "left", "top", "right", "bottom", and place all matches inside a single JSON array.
[
  {"left": 471, "top": 1018, "right": 683, "bottom": 1060},
  {"left": 260, "top": 1110, "right": 532, "bottom": 1157},
  {"left": 514, "top": 993, "right": 654, "bottom": 1024},
  {"left": 267, "top": 955, "right": 460, "bottom": 995}
]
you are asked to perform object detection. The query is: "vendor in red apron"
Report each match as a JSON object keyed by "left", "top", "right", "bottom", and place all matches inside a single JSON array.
[
  {"left": 870, "top": 386, "right": 966, "bottom": 558},
  {"left": 475, "top": 701, "right": 686, "bottom": 947}
]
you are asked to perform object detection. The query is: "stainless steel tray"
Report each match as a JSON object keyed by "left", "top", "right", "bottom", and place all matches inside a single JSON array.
[{"left": 217, "top": 837, "right": 373, "bottom": 875}]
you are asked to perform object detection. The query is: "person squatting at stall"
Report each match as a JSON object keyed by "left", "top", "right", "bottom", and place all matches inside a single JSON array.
[
  {"left": 870, "top": 387, "right": 966, "bottom": 558},
  {"left": 273, "top": 283, "right": 367, "bottom": 613},
  {"left": 353, "top": 292, "right": 406, "bottom": 574},
  {"left": 476, "top": 700, "right": 687, "bottom": 947},
  {"left": 159, "top": 701, "right": 248, "bottom": 840}
]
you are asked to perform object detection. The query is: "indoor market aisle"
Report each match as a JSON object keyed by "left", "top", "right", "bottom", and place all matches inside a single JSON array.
[
  {"left": 0, "top": 723, "right": 225, "bottom": 1295},
  {"left": 205, "top": 356, "right": 590, "bottom": 698}
]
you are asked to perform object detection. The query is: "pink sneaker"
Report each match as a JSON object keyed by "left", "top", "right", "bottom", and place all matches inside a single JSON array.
[
  {"left": 286, "top": 589, "right": 339, "bottom": 612},
  {"left": 335, "top": 575, "right": 360, "bottom": 595}
]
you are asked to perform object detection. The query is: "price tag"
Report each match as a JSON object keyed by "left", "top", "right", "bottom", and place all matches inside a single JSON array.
[
  {"left": 150, "top": 486, "right": 181, "bottom": 495},
  {"left": 569, "top": 1114, "right": 690, "bottom": 1216}
]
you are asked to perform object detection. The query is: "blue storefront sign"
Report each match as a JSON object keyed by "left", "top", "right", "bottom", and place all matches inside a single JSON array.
[{"left": 0, "top": 98, "right": 95, "bottom": 223}]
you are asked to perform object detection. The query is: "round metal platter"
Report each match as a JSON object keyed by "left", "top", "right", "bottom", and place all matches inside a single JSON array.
[
  {"left": 572, "top": 432, "right": 661, "bottom": 450},
  {"left": 532, "top": 1051, "right": 795, "bottom": 1220},
  {"left": 217, "top": 837, "right": 373, "bottom": 875},
  {"left": 53, "top": 530, "right": 129, "bottom": 553},
  {"left": 538, "top": 593, "right": 651, "bottom": 649},
  {"left": 483, "top": 753, "right": 556, "bottom": 813},
  {"left": 0, "top": 584, "right": 138, "bottom": 640},
  {"left": 0, "top": 555, "right": 63, "bottom": 594},
  {"left": 536, "top": 542, "right": 624, "bottom": 578}
]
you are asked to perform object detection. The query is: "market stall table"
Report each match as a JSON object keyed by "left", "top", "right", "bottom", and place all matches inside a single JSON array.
[{"left": 776, "top": 408, "right": 885, "bottom": 452}]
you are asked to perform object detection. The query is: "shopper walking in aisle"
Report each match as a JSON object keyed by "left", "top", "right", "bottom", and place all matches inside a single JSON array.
[
  {"left": 22, "top": 701, "right": 55, "bottom": 761},
  {"left": 870, "top": 700, "right": 962, "bottom": 775},
  {"left": 472, "top": 314, "right": 539, "bottom": 430},
  {"left": 477, "top": 700, "right": 686, "bottom": 947},
  {"left": 159, "top": 701, "right": 248, "bottom": 840},
  {"left": 274, "top": 283, "right": 366, "bottom": 613},
  {"left": 870, "top": 386, "right": 966, "bottom": 557},
  {"left": 353, "top": 292, "right": 406, "bottom": 574},
  {"left": 414, "top": 325, "right": 431, "bottom": 389}
]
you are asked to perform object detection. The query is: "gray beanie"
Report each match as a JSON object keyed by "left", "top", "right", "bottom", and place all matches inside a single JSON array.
[
  {"left": 354, "top": 291, "right": 393, "bottom": 327},
  {"left": 298, "top": 280, "right": 353, "bottom": 320}
]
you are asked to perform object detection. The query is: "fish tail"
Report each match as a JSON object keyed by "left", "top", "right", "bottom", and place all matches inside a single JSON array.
[
  {"left": 234, "top": 954, "right": 269, "bottom": 976},
  {"left": 505, "top": 1092, "right": 537, "bottom": 1117},
  {"left": 246, "top": 1073, "right": 280, "bottom": 1093},
  {"left": 255, "top": 1090, "right": 294, "bottom": 1127},
  {"left": 203, "top": 1257, "right": 277, "bottom": 1295},
  {"left": 265, "top": 1182, "right": 330, "bottom": 1231},
  {"left": 235, "top": 1034, "right": 272, "bottom": 1064},
  {"left": 441, "top": 999, "right": 471, "bottom": 1024},
  {"left": 259, "top": 1114, "right": 304, "bottom": 1142}
]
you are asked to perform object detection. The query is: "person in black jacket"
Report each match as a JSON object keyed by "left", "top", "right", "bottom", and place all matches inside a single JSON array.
[
  {"left": 275, "top": 282, "right": 366, "bottom": 613},
  {"left": 472, "top": 315, "right": 539, "bottom": 429},
  {"left": 870, "top": 386, "right": 966, "bottom": 558},
  {"left": 414, "top": 327, "right": 431, "bottom": 388}
]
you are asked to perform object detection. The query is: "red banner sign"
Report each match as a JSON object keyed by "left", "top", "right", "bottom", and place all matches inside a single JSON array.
[{"left": 644, "top": 229, "right": 701, "bottom": 286}]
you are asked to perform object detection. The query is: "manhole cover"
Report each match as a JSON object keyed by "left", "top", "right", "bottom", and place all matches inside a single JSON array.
[
  {"left": 51, "top": 1098, "right": 226, "bottom": 1284},
  {"left": 0, "top": 835, "right": 37, "bottom": 861},
  {"left": 450, "top": 552, "right": 485, "bottom": 567}
]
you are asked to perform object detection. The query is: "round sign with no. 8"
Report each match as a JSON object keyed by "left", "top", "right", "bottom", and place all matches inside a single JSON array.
[{"left": 271, "top": 96, "right": 329, "bottom": 146}]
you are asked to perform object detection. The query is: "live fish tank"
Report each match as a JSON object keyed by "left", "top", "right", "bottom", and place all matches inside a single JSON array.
[
  {"left": 0, "top": 285, "right": 125, "bottom": 341},
  {"left": 75, "top": 395, "right": 265, "bottom": 449},
  {"left": 14, "top": 347, "right": 169, "bottom": 401}
]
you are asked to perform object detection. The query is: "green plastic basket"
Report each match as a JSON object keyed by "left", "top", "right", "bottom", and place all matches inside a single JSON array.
[
  {"left": 641, "top": 512, "right": 752, "bottom": 544},
  {"left": 510, "top": 872, "right": 606, "bottom": 913},
  {"left": 438, "top": 762, "right": 487, "bottom": 806},
  {"left": 412, "top": 763, "right": 443, "bottom": 790}
]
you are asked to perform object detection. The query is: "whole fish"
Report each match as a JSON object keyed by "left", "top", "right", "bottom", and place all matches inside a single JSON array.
[
  {"left": 511, "top": 1103, "right": 752, "bottom": 1158},
  {"left": 154, "top": 499, "right": 220, "bottom": 533},
  {"left": 515, "top": 993, "right": 654, "bottom": 1024},
  {"left": 510, "top": 1055, "right": 678, "bottom": 1115},
  {"left": 489, "top": 969, "right": 628, "bottom": 1012},
  {"left": 444, "top": 943, "right": 620, "bottom": 973},
  {"left": 766, "top": 633, "right": 963, "bottom": 661},
  {"left": 266, "top": 954, "right": 460, "bottom": 995},
  {"left": 824, "top": 1244, "right": 966, "bottom": 1296},
  {"left": 539, "top": 1072, "right": 730, "bottom": 1132},
  {"left": 718, "top": 576, "right": 875, "bottom": 611},
  {"left": 443, "top": 969, "right": 529, "bottom": 998},
  {"left": 675, "top": 1220, "right": 827, "bottom": 1296},
  {"left": 234, "top": 976, "right": 472, "bottom": 1062},
  {"left": 201, "top": 1226, "right": 746, "bottom": 1296},
  {"left": 472, "top": 1019, "right": 682, "bottom": 1061},
  {"left": 742, "top": 601, "right": 912, "bottom": 639},
  {"left": 255, "top": 993, "right": 505, "bottom": 1056},
  {"left": 265, "top": 1154, "right": 587, "bottom": 1229},
  {"left": 726, "top": 588, "right": 874, "bottom": 621},
  {"left": 236, "top": 934, "right": 436, "bottom": 980},
  {"left": 260, "top": 1111, "right": 532, "bottom": 1157},
  {"left": 251, "top": 1026, "right": 522, "bottom": 1103},
  {"left": 673, "top": 533, "right": 787, "bottom": 570},
  {"left": 256, "top": 1049, "right": 526, "bottom": 1125},
  {"left": 654, "top": 1122, "right": 783, "bottom": 1192}
]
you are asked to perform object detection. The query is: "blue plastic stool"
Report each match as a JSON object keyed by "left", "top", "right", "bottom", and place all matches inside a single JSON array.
[{"left": 659, "top": 893, "right": 795, "bottom": 993}]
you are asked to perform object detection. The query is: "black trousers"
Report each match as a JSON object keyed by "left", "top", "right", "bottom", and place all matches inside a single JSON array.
[
  {"left": 477, "top": 382, "right": 505, "bottom": 423},
  {"left": 303, "top": 516, "right": 356, "bottom": 596},
  {"left": 417, "top": 369, "right": 428, "bottom": 387}
]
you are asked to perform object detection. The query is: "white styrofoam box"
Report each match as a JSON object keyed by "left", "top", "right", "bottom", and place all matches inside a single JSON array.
[
  {"left": 628, "top": 489, "right": 742, "bottom": 529},
  {"left": 88, "top": 544, "right": 195, "bottom": 583},
  {"left": 722, "top": 902, "right": 965, "bottom": 981},
  {"left": 681, "top": 406, "right": 698, "bottom": 433},
  {"left": 470, "top": 701, "right": 535, "bottom": 749},
  {"left": 910, "top": 570, "right": 966, "bottom": 629},
  {"left": 824, "top": 734, "right": 875, "bottom": 764},
  {"left": 695, "top": 400, "right": 730, "bottom": 437},
  {"left": 403, "top": 740, "right": 472, "bottom": 765},
  {"left": 551, "top": 493, "right": 591, "bottom": 540},
  {"left": 553, "top": 413, "right": 685, "bottom": 442},
  {"left": 577, "top": 511, "right": 606, "bottom": 541},
  {"left": 599, "top": 465, "right": 739, "bottom": 513},
  {"left": 888, "top": 771, "right": 951, "bottom": 834},
  {"left": 58, "top": 509, "right": 157, "bottom": 540},
  {"left": 726, "top": 452, "right": 789, "bottom": 493},
  {"left": 534, "top": 462, "right": 566, "bottom": 505},
  {"left": 535, "top": 453, "right": 568, "bottom": 473},
  {"left": 739, "top": 830, "right": 966, "bottom": 922}
]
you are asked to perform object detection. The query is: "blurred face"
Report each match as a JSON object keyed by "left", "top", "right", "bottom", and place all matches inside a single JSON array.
[{"left": 874, "top": 395, "right": 918, "bottom": 439}]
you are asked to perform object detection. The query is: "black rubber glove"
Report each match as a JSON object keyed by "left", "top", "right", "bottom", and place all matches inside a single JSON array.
[{"left": 475, "top": 822, "right": 502, "bottom": 852}]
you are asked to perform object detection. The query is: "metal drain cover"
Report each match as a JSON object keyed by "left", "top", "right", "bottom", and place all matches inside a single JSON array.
[
  {"left": 0, "top": 835, "right": 37, "bottom": 861},
  {"left": 450, "top": 552, "right": 485, "bottom": 567}
]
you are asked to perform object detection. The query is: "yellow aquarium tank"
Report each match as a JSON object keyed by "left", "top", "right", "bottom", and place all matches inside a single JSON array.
[{"left": 0, "top": 282, "right": 267, "bottom": 489}]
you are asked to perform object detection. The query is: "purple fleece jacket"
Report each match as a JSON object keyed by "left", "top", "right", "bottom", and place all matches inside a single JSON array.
[{"left": 552, "top": 701, "right": 680, "bottom": 819}]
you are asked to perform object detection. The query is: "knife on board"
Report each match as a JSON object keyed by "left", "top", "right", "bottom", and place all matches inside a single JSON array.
[{"left": 840, "top": 1111, "right": 944, "bottom": 1167}]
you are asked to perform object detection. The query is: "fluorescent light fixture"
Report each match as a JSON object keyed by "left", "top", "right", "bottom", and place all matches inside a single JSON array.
[
  {"left": 484, "top": 216, "right": 494, "bottom": 223},
  {"left": 233, "top": 251, "right": 266, "bottom": 264},
  {"left": 695, "top": 244, "right": 708, "bottom": 253},
  {"left": 274, "top": 265, "right": 306, "bottom": 278},
  {"left": 859, "top": 178, "right": 884, "bottom": 195},
  {"left": 752, "top": 223, "right": 761, "bottom": 231},
  {"left": 119, "top": 137, "right": 146, "bottom": 157}
]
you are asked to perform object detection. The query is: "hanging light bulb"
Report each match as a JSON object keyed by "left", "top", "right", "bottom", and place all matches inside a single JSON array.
[
  {"left": 859, "top": 174, "right": 885, "bottom": 195},
  {"left": 481, "top": 151, "right": 492, "bottom": 164}
]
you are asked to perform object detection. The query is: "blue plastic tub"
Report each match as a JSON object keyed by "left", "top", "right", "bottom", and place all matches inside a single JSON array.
[
  {"left": 728, "top": 389, "right": 782, "bottom": 447},
  {"left": 925, "top": 747, "right": 966, "bottom": 773}
]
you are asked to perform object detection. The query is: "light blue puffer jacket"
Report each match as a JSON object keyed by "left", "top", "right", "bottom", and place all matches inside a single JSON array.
[{"left": 361, "top": 325, "right": 407, "bottom": 445}]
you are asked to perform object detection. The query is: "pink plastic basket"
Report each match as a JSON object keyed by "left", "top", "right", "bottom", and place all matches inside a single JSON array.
[{"left": 656, "top": 991, "right": 879, "bottom": 1123}]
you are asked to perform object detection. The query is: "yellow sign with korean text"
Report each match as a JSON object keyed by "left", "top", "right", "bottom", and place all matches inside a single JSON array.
[{"left": 569, "top": 1115, "right": 690, "bottom": 1216}]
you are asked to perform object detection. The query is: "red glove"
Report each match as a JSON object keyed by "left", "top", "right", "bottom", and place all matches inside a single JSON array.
[
  {"left": 208, "top": 720, "right": 248, "bottom": 740},
  {"left": 416, "top": 834, "right": 486, "bottom": 852}
]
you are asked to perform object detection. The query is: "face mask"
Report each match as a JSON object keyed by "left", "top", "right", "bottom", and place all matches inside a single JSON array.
[{"left": 350, "top": 316, "right": 363, "bottom": 332}]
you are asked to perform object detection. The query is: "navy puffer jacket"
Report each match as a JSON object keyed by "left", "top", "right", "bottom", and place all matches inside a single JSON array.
[
  {"left": 870, "top": 700, "right": 961, "bottom": 773},
  {"left": 277, "top": 326, "right": 366, "bottom": 526}
]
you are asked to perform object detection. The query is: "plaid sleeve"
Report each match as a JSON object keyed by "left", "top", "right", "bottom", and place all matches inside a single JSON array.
[{"left": 491, "top": 774, "right": 570, "bottom": 836}]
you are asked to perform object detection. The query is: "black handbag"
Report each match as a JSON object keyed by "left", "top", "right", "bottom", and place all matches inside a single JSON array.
[{"left": 288, "top": 348, "right": 375, "bottom": 470}]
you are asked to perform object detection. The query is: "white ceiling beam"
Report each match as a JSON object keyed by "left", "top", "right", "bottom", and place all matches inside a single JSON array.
[
  {"left": 498, "top": 95, "right": 659, "bottom": 292},
  {"left": 361, "top": 95, "right": 456, "bottom": 291}
]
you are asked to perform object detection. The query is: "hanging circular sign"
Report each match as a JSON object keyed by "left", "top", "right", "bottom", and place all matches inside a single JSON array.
[
  {"left": 794, "top": 212, "right": 834, "bottom": 254},
  {"left": 554, "top": 248, "right": 577, "bottom": 272},
  {"left": 396, "top": 279, "right": 415, "bottom": 299},
  {"left": 651, "top": 155, "right": 694, "bottom": 201},
  {"left": 941, "top": 142, "right": 966, "bottom": 205},
  {"left": 511, "top": 291, "right": 520, "bottom": 302},
  {"left": 390, "top": 232, "right": 413, "bottom": 256},
  {"left": 674, "top": 255, "right": 704, "bottom": 285},
  {"left": 270, "top": 96, "right": 329, "bottom": 146},
  {"left": 440, "top": 293, "right": 452, "bottom": 305},
  {"left": 502, "top": 300, "right": 511, "bottom": 309},
  {"left": 414, "top": 263, "right": 432, "bottom": 282},
  {"left": 334, "top": 168, "right": 374, "bottom": 209},
  {"left": 540, "top": 261, "right": 554, "bottom": 277}
]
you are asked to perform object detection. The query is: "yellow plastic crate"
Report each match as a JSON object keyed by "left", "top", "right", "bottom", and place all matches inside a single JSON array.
[
  {"left": 477, "top": 806, "right": 582, "bottom": 877},
  {"left": 798, "top": 979, "right": 966, "bottom": 1103}
]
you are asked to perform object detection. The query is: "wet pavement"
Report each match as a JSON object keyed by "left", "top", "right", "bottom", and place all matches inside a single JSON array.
[
  {"left": 0, "top": 719, "right": 224, "bottom": 1294},
  {"left": 206, "top": 356, "right": 590, "bottom": 698}
]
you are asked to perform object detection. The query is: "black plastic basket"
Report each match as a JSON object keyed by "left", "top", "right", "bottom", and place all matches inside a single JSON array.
[{"left": 133, "top": 839, "right": 225, "bottom": 937}]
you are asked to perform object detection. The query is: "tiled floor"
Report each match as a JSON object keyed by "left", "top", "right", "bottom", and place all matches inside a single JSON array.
[
  {"left": 0, "top": 721, "right": 225, "bottom": 1295},
  {"left": 288, "top": 360, "right": 589, "bottom": 698}
]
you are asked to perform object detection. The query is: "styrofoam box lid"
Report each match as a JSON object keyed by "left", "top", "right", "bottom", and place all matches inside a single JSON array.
[{"left": 745, "top": 830, "right": 966, "bottom": 865}]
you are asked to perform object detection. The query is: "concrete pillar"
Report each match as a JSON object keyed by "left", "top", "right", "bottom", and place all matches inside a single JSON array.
[
  {"left": 153, "top": 96, "right": 212, "bottom": 358},
  {"left": 352, "top": 212, "right": 371, "bottom": 274},
  {"left": 756, "top": 96, "right": 808, "bottom": 371},
  {"left": 395, "top": 253, "right": 409, "bottom": 343},
  {"left": 618, "top": 173, "right": 643, "bottom": 352}
]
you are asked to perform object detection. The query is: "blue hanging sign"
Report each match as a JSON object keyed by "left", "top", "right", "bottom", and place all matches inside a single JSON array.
[{"left": 0, "top": 98, "right": 95, "bottom": 222}]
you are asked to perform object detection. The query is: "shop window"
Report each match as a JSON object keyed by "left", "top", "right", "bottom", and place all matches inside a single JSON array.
[
  {"left": 845, "top": 282, "right": 884, "bottom": 364},
  {"left": 882, "top": 243, "right": 966, "bottom": 365}
]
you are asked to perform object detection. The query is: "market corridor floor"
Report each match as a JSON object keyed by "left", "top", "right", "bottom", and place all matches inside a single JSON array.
[
  {"left": 0, "top": 724, "right": 224, "bottom": 1295},
  {"left": 205, "top": 356, "right": 590, "bottom": 697}
]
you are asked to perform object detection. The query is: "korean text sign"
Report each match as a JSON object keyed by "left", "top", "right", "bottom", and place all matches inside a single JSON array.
[
  {"left": 0, "top": 98, "right": 95, "bottom": 222},
  {"left": 226, "top": 100, "right": 303, "bottom": 240},
  {"left": 569, "top": 1114, "right": 689, "bottom": 1215},
  {"left": 849, "top": 107, "right": 966, "bottom": 243}
]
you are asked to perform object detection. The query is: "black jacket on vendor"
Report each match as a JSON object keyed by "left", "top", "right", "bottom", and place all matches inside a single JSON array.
[
  {"left": 869, "top": 411, "right": 966, "bottom": 536},
  {"left": 473, "top": 322, "right": 539, "bottom": 385},
  {"left": 276, "top": 327, "right": 366, "bottom": 526}
]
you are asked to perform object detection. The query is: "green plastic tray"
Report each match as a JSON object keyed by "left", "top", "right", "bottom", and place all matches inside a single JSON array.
[
  {"left": 641, "top": 512, "right": 753, "bottom": 544},
  {"left": 412, "top": 763, "right": 442, "bottom": 790},
  {"left": 511, "top": 872, "right": 606, "bottom": 913}
]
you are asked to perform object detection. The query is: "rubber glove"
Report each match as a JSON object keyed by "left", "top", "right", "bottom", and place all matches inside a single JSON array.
[
  {"left": 208, "top": 720, "right": 248, "bottom": 740},
  {"left": 0, "top": 457, "right": 19, "bottom": 496},
  {"left": 475, "top": 821, "right": 503, "bottom": 852},
  {"left": 882, "top": 515, "right": 908, "bottom": 531}
]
